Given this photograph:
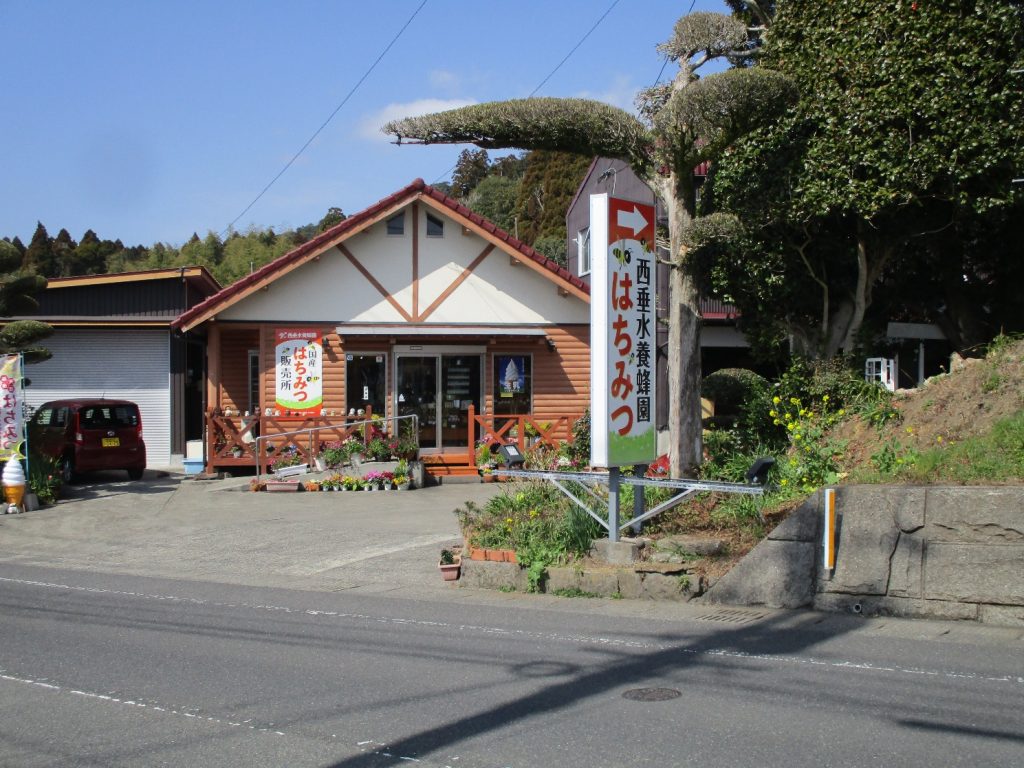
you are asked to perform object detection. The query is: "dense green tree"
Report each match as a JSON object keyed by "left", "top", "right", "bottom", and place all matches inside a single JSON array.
[
  {"left": 466, "top": 175, "right": 519, "bottom": 233},
  {"left": 0, "top": 243, "right": 18, "bottom": 272},
  {"left": 316, "top": 207, "right": 346, "bottom": 233},
  {"left": 384, "top": 11, "right": 795, "bottom": 473},
  {"left": 451, "top": 149, "right": 490, "bottom": 199},
  {"left": 218, "top": 228, "right": 292, "bottom": 285},
  {"left": 23, "top": 222, "right": 54, "bottom": 275},
  {"left": 512, "top": 150, "right": 591, "bottom": 245},
  {"left": 178, "top": 232, "right": 224, "bottom": 270},
  {"left": 709, "top": 0, "right": 1024, "bottom": 357},
  {"left": 532, "top": 234, "right": 567, "bottom": 266},
  {"left": 0, "top": 239, "right": 52, "bottom": 363},
  {"left": 50, "top": 228, "right": 77, "bottom": 276}
]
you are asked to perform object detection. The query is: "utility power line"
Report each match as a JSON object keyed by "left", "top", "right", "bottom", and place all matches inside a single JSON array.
[
  {"left": 432, "top": 0, "right": 622, "bottom": 187},
  {"left": 221, "top": 0, "right": 429, "bottom": 237}
]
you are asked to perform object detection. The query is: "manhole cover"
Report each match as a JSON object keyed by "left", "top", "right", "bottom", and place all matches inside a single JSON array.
[{"left": 622, "top": 687, "right": 681, "bottom": 702}]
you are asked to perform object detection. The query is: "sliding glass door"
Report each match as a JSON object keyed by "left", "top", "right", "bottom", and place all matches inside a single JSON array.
[{"left": 395, "top": 347, "right": 483, "bottom": 452}]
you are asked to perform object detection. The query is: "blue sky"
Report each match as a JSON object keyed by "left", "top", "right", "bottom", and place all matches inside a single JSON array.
[{"left": 2, "top": 0, "right": 729, "bottom": 247}]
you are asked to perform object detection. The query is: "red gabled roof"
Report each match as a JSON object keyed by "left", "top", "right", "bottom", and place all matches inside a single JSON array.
[{"left": 173, "top": 178, "right": 588, "bottom": 332}]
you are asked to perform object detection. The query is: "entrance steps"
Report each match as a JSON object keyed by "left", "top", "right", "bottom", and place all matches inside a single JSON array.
[{"left": 421, "top": 453, "right": 479, "bottom": 481}]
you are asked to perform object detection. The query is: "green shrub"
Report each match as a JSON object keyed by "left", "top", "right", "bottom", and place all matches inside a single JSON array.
[
  {"left": 701, "top": 368, "right": 769, "bottom": 418},
  {"left": 28, "top": 454, "right": 62, "bottom": 505}
]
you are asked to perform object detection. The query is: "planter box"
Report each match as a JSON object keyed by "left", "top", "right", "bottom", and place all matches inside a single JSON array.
[
  {"left": 469, "top": 547, "right": 517, "bottom": 564},
  {"left": 265, "top": 480, "right": 300, "bottom": 492},
  {"left": 439, "top": 558, "right": 462, "bottom": 581}
]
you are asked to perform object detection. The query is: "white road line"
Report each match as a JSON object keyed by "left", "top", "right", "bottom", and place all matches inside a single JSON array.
[
  {"left": 2, "top": 575, "right": 1022, "bottom": 688},
  {"left": 0, "top": 671, "right": 285, "bottom": 736}
]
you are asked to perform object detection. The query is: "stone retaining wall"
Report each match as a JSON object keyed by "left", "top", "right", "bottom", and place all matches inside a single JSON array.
[{"left": 702, "top": 485, "right": 1024, "bottom": 627}]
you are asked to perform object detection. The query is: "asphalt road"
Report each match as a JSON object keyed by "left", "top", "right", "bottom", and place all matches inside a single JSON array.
[{"left": 1, "top": 473, "right": 1022, "bottom": 766}]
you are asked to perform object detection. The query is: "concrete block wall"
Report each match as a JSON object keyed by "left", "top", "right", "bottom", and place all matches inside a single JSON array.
[{"left": 703, "top": 486, "right": 1024, "bottom": 627}]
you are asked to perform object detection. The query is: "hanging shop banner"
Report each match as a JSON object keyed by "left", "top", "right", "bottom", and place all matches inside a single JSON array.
[
  {"left": 0, "top": 355, "right": 24, "bottom": 460},
  {"left": 497, "top": 356, "right": 526, "bottom": 398},
  {"left": 589, "top": 194, "right": 657, "bottom": 467},
  {"left": 275, "top": 329, "right": 323, "bottom": 416}
]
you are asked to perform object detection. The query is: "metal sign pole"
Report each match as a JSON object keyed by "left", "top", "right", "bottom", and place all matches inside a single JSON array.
[{"left": 608, "top": 466, "right": 620, "bottom": 543}]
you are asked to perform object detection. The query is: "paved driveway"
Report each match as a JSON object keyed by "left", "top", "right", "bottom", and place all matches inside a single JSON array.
[{"left": 0, "top": 471, "right": 501, "bottom": 597}]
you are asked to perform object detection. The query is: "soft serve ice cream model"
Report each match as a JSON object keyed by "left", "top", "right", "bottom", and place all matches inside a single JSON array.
[{"left": 3, "top": 457, "right": 26, "bottom": 513}]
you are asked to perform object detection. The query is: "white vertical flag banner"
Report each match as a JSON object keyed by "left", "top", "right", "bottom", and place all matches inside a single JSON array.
[{"left": 0, "top": 355, "right": 24, "bottom": 460}]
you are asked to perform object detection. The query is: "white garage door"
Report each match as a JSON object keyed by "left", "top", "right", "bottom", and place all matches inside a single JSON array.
[{"left": 24, "top": 329, "right": 172, "bottom": 467}]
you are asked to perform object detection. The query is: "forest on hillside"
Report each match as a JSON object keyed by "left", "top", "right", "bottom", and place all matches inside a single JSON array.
[{"left": 0, "top": 149, "right": 590, "bottom": 289}]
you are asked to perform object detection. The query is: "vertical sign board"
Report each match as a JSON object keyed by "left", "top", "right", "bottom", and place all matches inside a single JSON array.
[
  {"left": 0, "top": 355, "right": 23, "bottom": 460},
  {"left": 590, "top": 194, "right": 658, "bottom": 468},
  {"left": 275, "top": 329, "right": 323, "bottom": 416}
]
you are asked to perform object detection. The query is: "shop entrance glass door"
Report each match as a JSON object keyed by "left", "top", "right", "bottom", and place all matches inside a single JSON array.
[{"left": 396, "top": 350, "right": 482, "bottom": 452}]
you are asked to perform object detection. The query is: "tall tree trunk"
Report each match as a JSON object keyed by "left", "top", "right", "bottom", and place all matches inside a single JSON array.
[{"left": 659, "top": 174, "right": 703, "bottom": 476}]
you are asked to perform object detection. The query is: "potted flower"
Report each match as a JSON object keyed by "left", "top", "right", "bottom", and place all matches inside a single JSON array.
[
  {"left": 341, "top": 436, "right": 364, "bottom": 466},
  {"left": 389, "top": 424, "right": 420, "bottom": 460},
  {"left": 476, "top": 440, "right": 498, "bottom": 481},
  {"left": 366, "top": 437, "right": 391, "bottom": 462},
  {"left": 303, "top": 479, "right": 320, "bottom": 492},
  {"left": 394, "top": 473, "right": 410, "bottom": 490},
  {"left": 438, "top": 548, "right": 461, "bottom": 581},
  {"left": 319, "top": 440, "right": 347, "bottom": 469}
]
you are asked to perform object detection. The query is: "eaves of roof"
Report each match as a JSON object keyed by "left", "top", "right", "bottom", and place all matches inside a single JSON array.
[
  {"left": 47, "top": 266, "right": 221, "bottom": 296},
  {"left": 173, "top": 178, "right": 589, "bottom": 332}
]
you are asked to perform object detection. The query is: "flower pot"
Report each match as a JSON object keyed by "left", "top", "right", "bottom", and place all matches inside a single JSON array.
[{"left": 438, "top": 558, "right": 461, "bottom": 581}]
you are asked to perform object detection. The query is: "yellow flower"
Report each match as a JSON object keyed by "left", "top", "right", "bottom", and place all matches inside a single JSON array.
[
  {"left": 790, "top": 397, "right": 800, "bottom": 405},
  {"left": 906, "top": 427, "right": 913, "bottom": 434},
  {"left": 780, "top": 478, "right": 788, "bottom": 486},
  {"left": 799, "top": 409, "right": 806, "bottom": 417},
  {"left": 794, "top": 433, "right": 802, "bottom": 441},
  {"left": 822, "top": 395, "right": 830, "bottom": 402},
  {"left": 786, "top": 422, "right": 795, "bottom": 431},
  {"left": 773, "top": 396, "right": 781, "bottom": 404},
  {"left": 505, "top": 517, "right": 514, "bottom": 525},
  {"left": 936, "top": 435, "right": 944, "bottom": 443},
  {"left": 773, "top": 419, "right": 781, "bottom": 425},
  {"left": 529, "top": 509, "right": 539, "bottom": 519},
  {"left": 838, "top": 409, "right": 846, "bottom": 416},
  {"left": 769, "top": 410, "right": 777, "bottom": 418}
]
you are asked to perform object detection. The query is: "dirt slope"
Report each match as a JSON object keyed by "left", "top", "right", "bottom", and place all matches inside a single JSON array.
[{"left": 836, "top": 338, "right": 1024, "bottom": 475}]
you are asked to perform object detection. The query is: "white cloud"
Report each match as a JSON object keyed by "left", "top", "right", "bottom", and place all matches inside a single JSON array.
[
  {"left": 358, "top": 98, "right": 477, "bottom": 141},
  {"left": 576, "top": 74, "right": 640, "bottom": 113},
  {"left": 428, "top": 69, "right": 461, "bottom": 90}
]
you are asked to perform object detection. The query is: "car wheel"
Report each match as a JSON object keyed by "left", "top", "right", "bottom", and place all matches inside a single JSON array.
[
  {"left": 127, "top": 467, "right": 144, "bottom": 481},
  {"left": 60, "top": 455, "right": 77, "bottom": 484}
]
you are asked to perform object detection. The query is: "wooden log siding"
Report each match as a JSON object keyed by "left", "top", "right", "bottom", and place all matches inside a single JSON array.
[{"left": 220, "top": 328, "right": 259, "bottom": 414}]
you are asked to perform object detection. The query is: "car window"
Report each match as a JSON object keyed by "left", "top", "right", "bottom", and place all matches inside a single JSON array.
[
  {"left": 33, "top": 407, "right": 54, "bottom": 426},
  {"left": 55, "top": 407, "right": 68, "bottom": 427},
  {"left": 80, "top": 405, "right": 138, "bottom": 429}
]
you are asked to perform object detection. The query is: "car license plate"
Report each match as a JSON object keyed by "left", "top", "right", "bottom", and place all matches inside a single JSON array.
[{"left": 102, "top": 437, "right": 120, "bottom": 447}]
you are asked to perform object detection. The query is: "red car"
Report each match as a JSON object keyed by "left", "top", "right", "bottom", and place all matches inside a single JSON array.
[{"left": 29, "top": 399, "right": 147, "bottom": 482}]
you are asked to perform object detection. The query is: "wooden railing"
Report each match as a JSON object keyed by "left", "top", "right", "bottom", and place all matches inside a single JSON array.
[
  {"left": 467, "top": 405, "right": 579, "bottom": 468},
  {"left": 206, "top": 407, "right": 375, "bottom": 470}
]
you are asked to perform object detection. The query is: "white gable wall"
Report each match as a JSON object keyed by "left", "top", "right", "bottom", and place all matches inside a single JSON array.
[{"left": 218, "top": 200, "right": 588, "bottom": 325}]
